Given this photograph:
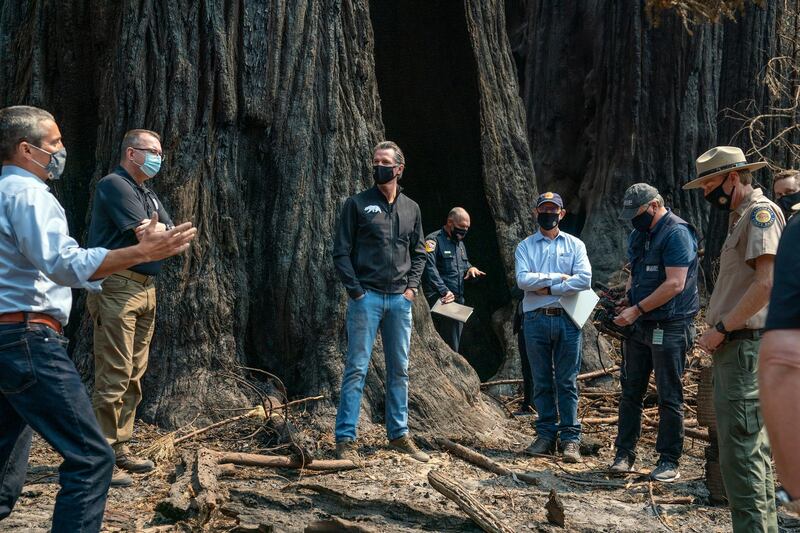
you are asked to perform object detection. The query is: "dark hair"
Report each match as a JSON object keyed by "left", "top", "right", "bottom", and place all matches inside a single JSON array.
[
  {"left": 0, "top": 106, "right": 55, "bottom": 161},
  {"left": 120, "top": 129, "right": 161, "bottom": 160}
]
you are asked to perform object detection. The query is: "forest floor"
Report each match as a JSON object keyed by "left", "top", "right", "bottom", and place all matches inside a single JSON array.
[{"left": 7, "top": 348, "right": 800, "bottom": 532}]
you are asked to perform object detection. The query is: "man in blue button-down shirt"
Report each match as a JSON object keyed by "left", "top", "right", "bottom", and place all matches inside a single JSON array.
[
  {"left": 0, "top": 106, "right": 196, "bottom": 533},
  {"left": 516, "top": 192, "right": 591, "bottom": 463}
]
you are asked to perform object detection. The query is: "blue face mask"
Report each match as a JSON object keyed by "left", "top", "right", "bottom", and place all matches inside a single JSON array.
[{"left": 137, "top": 151, "right": 162, "bottom": 178}]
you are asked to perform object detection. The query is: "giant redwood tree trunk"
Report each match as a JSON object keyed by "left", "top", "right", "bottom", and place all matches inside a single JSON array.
[{"left": 0, "top": 0, "right": 536, "bottom": 432}]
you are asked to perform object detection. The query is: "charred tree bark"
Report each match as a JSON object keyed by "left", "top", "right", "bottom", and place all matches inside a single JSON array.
[{"left": 0, "top": 0, "right": 534, "bottom": 433}]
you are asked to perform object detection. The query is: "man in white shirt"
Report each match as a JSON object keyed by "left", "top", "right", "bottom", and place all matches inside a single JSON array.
[{"left": 515, "top": 192, "right": 592, "bottom": 462}]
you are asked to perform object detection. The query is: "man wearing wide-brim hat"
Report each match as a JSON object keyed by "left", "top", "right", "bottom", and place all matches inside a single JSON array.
[{"left": 685, "top": 146, "right": 784, "bottom": 532}]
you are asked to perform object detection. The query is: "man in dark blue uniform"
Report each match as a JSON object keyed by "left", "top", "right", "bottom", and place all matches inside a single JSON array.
[{"left": 422, "top": 207, "right": 485, "bottom": 352}]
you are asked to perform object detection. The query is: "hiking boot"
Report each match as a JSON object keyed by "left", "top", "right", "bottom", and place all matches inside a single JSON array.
[
  {"left": 335, "top": 440, "right": 362, "bottom": 465},
  {"left": 110, "top": 466, "right": 133, "bottom": 488},
  {"left": 388, "top": 435, "right": 430, "bottom": 463},
  {"left": 610, "top": 455, "right": 634, "bottom": 473},
  {"left": 650, "top": 461, "right": 680, "bottom": 483},
  {"left": 523, "top": 437, "right": 556, "bottom": 457},
  {"left": 114, "top": 443, "right": 154, "bottom": 473},
  {"left": 561, "top": 441, "right": 582, "bottom": 463}
]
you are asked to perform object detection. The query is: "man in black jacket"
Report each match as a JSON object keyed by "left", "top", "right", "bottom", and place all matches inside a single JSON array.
[{"left": 332, "top": 141, "right": 428, "bottom": 463}]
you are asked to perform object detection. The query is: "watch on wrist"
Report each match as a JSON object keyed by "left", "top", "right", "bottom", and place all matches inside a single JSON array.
[
  {"left": 410, "top": 287, "right": 419, "bottom": 296},
  {"left": 777, "top": 487, "right": 800, "bottom": 513},
  {"left": 715, "top": 321, "right": 730, "bottom": 335},
  {"left": 636, "top": 302, "right": 646, "bottom": 314}
]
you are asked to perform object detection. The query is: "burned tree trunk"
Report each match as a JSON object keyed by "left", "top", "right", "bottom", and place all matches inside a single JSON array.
[{"left": 0, "top": 0, "right": 536, "bottom": 433}]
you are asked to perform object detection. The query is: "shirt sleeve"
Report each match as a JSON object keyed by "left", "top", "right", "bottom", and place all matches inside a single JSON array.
[
  {"left": 765, "top": 216, "right": 800, "bottom": 330},
  {"left": 515, "top": 240, "right": 561, "bottom": 290},
  {"left": 149, "top": 190, "right": 174, "bottom": 228},
  {"left": 332, "top": 197, "right": 364, "bottom": 299},
  {"left": 745, "top": 204, "right": 784, "bottom": 263},
  {"left": 423, "top": 237, "right": 449, "bottom": 296},
  {"left": 406, "top": 204, "right": 427, "bottom": 289},
  {"left": 662, "top": 225, "right": 696, "bottom": 267},
  {"left": 97, "top": 176, "right": 149, "bottom": 232},
  {"left": 550, "top": 239, "right": 592, "bottom": 296},
  {"left": 9, "top": 188, "right": 107, "bottom": 290}
]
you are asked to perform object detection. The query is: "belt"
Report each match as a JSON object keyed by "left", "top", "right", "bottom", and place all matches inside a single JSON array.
[
  {"left": 0, "top": 312, "right": 63, "bottom": 334},
  {"left": 536, "top": 307, "right": 563, "bottom": 316},
  {"left": 727, "top": 329, "right": 764, "bottom": 342},
  {"left": 114, "top": 269, "right": 154, "bottom": 285}
]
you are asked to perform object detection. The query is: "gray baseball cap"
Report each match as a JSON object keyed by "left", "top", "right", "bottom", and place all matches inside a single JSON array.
[{"left": 619, "top": 183, "right": 660, "bottom": 220}]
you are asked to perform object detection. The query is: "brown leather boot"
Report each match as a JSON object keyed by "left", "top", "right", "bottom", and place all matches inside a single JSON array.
[
  {"left": 110, "top": 466, "right": 133, "bottom": 488},
  {"left": 114, "top": 443, "right": 154, "bottom": 473},
  {"left": 388, "top": 435, "right": 430, "bottom": 463}
]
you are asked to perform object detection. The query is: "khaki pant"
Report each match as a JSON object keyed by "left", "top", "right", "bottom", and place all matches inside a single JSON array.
[
  {"left": 87, "top": 274, "right": 156, "bottom": 446},
  {"left": 712, "top": 338, "right": 778, "bottom": 533}
]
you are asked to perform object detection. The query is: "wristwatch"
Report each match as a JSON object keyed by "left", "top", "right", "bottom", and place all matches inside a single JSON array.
[
  {"left": 777, "top": 487, "right": 800, "bottom": 513},
  {"left": 636, "top": 303, "right": 646, "bottom": 314},
  {"left": 715, "top": 321, "right": 730, "bottom": 335},
  {"left": 410, "top": 287, "right": 419, "bottom": 296}
]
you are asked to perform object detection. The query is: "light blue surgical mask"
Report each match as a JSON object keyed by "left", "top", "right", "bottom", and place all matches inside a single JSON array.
[{"left": 135, "top": 150, "right": 162, "bottom": 178}]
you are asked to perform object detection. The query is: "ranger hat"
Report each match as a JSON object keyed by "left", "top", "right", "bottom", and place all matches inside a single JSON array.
[
  {"left": 619, "top": 183, "right": 659, "bottom": 221},
  {"left": 684, "top": 146, "right": 767, "bottom": 190}
]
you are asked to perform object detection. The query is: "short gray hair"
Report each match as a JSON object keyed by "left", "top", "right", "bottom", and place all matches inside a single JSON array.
[
  {"left": 447, "top": 207, "right": 469, "bottom": 223},
  {"left": 0, "top": 106, "right": 54, "bottom": 161},
  {"left": 373, "top": 140, "right": 405, "bottom": 166},
  {"left": 120, "top": 129, "right": 161, "bottom": 161},
  {"left": 653, "top": 194, "right": 664, "bottom": 207}
]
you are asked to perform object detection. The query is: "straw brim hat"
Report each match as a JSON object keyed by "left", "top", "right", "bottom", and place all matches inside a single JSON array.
[{"left": 683, "top": 146, "right": 767, "bottom": 190}]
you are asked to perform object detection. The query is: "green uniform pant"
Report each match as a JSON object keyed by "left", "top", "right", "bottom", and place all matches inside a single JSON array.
[
  {"left": 712, "top": 338, "right": 777, "bottom": 533},
  {"left": 87, "top": 274, "right": 156, "bottom": 446}
]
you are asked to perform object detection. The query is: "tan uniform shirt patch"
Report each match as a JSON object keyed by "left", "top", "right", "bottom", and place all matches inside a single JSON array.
[{"left": 706, "top": 189, "right": 785, "bottom": 329}]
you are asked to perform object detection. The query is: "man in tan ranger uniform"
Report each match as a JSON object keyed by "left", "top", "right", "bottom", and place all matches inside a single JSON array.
[{"left": 684, "top": 146, "right": 784, "bottom": 533}]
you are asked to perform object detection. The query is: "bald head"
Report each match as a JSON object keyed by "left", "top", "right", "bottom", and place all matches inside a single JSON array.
[{"left": 448, "top": 207, "right": 470, "bottom": 224}]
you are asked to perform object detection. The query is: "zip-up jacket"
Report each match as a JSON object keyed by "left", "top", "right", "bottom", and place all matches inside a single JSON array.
[{"left": 333, "top": 186, "right": 426, "bottom": 299}]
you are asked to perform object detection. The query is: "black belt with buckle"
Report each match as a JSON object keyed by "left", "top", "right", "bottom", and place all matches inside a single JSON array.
[
  {"left": 727, "top": 329, "right": 764, "bottom": 342},
  {"left": 537, "top": 308, "right": 563, "bottom": 316}
]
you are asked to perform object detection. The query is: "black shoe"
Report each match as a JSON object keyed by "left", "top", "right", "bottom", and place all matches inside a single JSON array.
[
  {"left": 524, "top": 437, "right": 556, "bottom": 456},
  {"left": 609, "top": 455, "right": 634, "bottom": 473},
  {"left": 650, "top": 461, "right": 680, "bottom": 482}
]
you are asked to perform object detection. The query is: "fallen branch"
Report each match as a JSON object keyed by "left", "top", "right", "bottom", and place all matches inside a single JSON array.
[
  {"left": 578, "top": 365, "right": 620, "bottom": 381},
  {"left": 435, "top": 438, "right": 539, "bottom": 486},
  {"left": 649, "top": 480, "right": 674, "bottom": 531},
  {"left": 217, "top": 452, "right": 361, "bottom": 471},
  {"left": 427, "top": 470, "right": 515, "bottom": 533},
  {"left": 480, "top": 378, "right": 523, "bottom": 389}
]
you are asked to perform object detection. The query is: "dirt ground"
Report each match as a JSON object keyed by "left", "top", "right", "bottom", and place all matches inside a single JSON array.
[{"left": 5, "top": 395, "right": 800, "bottom": 533}]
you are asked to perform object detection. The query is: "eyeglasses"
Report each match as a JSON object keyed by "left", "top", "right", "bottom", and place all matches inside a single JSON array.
[{"left": 131, "top": 146, "right": 164, "bottom": 160}]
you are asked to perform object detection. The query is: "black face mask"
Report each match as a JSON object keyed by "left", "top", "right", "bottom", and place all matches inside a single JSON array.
[
  {"left": 373, "top": 165, "right": 396, "bottom": 185},
  {"left": 777, "top": 191, "right": 800, "bottom": 215},
  {"left": 537, "top": 212, "right": 560, "bottom": 230},
  {"left": 631, "top": 207, "right": 654, "bottom": 233},
  {"left": 452, "top": 227, "right": 468, "bottom": 240},
  {"left": 705, "top": 180, "right": 734, "bottom": 211}
]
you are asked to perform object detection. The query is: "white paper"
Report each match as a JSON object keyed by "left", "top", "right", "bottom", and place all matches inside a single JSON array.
[
  {"left": 431, "top": 299, "right": 474, "bottom": 323},
  {"left": 559, "top": 289, "right": 600, "bottom": 328}
]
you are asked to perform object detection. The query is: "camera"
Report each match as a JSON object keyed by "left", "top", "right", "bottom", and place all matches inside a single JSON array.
[{"left": 593, "top": 283, "right": 634, "bottom": 340}]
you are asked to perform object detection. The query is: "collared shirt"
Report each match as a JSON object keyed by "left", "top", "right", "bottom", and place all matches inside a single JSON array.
[
  {"left": 0, "top": 165, "right": 107, "bottom": 325},
  {"left": 707, "top": 188, "right": 785, "bottom": 329},
  {"left": 422, "top": 227, "right": 472, "bottom": 299},
  {"left": 87, "top": 166, "right": 173, "bottom": 276},
  {"left": 515, "top": 229, "right": 592, "bottom": 313}
]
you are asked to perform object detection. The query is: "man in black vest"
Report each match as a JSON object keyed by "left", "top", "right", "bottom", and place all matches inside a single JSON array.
[{"left": 610, "top": 183, "right": 699, "bottom": 482}]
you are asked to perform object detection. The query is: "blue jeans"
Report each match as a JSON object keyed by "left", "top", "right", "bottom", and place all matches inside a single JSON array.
[
  {"left": 0, "top": 324, "right": 114, "bottom": 532},
  {"left": 615, "top": 318, "right": 693, "bottom": 465},
  {"left": 524, "top": 311, "right": 583, "bottom": 443},
  {"left": 335, "top": 290, "right": 413, "bottom": 442}
]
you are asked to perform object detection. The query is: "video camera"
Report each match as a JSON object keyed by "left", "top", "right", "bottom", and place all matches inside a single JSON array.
[{"left": 593, "top": 282, "right": 634, "bottom": 341}]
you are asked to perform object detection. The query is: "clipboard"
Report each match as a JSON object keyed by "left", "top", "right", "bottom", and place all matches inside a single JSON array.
[
  {"left": 559, "top": 289, "right": 600, "bottom": 328},
  {"left": 431, "top": 299, "right": 474, "bottom": 323}
]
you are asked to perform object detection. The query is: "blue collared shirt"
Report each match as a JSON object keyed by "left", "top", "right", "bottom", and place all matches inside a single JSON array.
[
  {"left": 515, "top": 229, "right": 592, "bottom": 313},
  {"left": 0, "top": 165, "right": 108, "bottom": 325}
]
